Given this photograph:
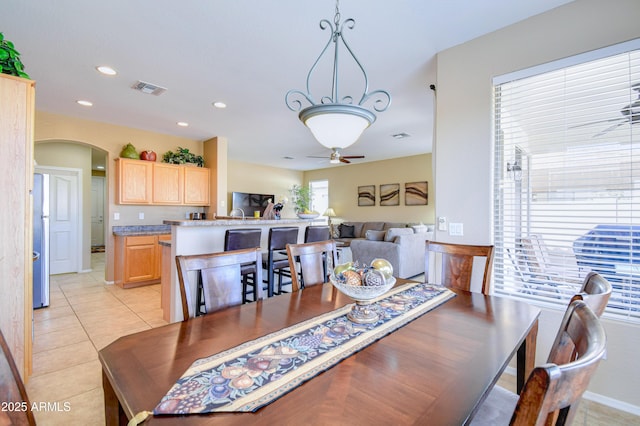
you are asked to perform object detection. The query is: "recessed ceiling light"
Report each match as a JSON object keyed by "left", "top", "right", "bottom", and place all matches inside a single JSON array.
[
  {"left": 177, "top": 122, "right": 189, "bottom": 127},
  {"left": 213, "top": 101, "right": 227, "bottom": 109},
  {"left": 77, "top": 100, "right": 93, "bottom": 107},
  {"left": 96, "top": 65, "right": 117, "bottom": 76}
]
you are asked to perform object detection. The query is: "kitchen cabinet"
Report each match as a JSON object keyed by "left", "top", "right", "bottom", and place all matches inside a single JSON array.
[
  {"left": 116, "top": 158, "right": 153, "bottom": 204},
  {"left": 114, "top": 234, "right": 170, "bottom": 288},
  {"left": 184, "top": 166, "right": 210, "bottom": 205},
  {"left": 0, "top": 74, "right": 35, "bottom": 378},
  {"left": 116, "top": 158, "right": 210, "bottom": 206},
  {"left": 153, "top": 163, "right": 183, "bottom": 204}
]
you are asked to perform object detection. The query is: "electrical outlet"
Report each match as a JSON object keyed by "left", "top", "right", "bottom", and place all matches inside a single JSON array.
[
  {"left": 438, "top": 217, "right": 447, "bottom": 231},
  {"left": 138, "top": 212, "right": 144, "bottom": 220},
  {"left": 114, "top": 212, "right": 120, "bottom": 221}
]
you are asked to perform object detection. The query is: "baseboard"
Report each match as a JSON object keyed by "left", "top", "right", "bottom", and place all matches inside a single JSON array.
[
  {"left": 79, "top": 268, "right": 93, "bottom": 273},
  {"left": 104, "top": 280, "right": 114, "bottom": 285},
  {"left": 503, "top": 367, "right": 640, "bottom": 416}
]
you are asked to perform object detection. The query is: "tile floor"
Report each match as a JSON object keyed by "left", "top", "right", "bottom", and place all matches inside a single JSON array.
[
  {"left": 27, "top": 253, "right": 167, "bottom": 425},
  {"left": 25, "top": 253, "right": 638, "bottom": 425}
]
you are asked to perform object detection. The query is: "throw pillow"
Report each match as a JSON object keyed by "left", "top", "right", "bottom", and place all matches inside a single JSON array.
[
  {"left": 365, "top": 230, "right": 386, "bottom": 241},
  {"left": 384, "top": 227, "right": 414, "bottom": 242},
  {"left": 338, "top": 224, "right": 356, "bottom": 238},
  {"left": 411, "top": 224, "right": 429, "bottom": 234}
]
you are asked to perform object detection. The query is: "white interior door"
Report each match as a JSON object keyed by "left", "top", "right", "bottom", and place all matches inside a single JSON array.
[
  {"left": 91, "top": 176, "right": 105, "bottom": 247},
  {"left": 36, "top": 166, "right": 80, "bottom": 275}
]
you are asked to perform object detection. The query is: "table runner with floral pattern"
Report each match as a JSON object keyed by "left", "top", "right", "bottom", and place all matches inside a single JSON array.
[{"left": 154, "top": 282, "right": 455, "bottom": 415}]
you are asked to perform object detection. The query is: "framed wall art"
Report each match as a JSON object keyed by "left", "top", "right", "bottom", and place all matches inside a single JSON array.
[
  {"left": 358, "top": 185, "right": 375, "bottom": 206},
  {"left": 379, "top": 183, "right": 400, "bottom": 206},
  {"left": 405, "top": 181, "right": 428, "bottom": 205}
]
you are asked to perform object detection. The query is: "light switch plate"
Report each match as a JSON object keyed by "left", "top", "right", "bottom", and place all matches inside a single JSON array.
[
  {"left": 438, "top": 217, "right": 447, "bottom": 231},
  {"left": 449, "top": 223, "right": 464, "bottom": 236}
]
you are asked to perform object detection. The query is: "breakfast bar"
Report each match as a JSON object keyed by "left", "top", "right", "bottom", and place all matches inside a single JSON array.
[{"left": 161, "top": 218, "right": 322, "bottom": 322}]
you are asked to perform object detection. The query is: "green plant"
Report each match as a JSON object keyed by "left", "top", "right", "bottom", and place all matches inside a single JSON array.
[
  {"left": 162, "top": 147, "right": 204, "bottom": 167},
  {"left": 290, "top": 184, "right": 312, "bottom": 213},
  {"left": 0, "top": 33, "right": 29, "bottom": 79}
]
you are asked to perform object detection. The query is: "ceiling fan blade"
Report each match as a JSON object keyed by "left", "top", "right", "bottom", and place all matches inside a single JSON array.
[
  {"left": 340, "top": 157, "right": 351, "bottom": 164},
  {"left": 594, "top": 120, "right": 627, "bottom": 138},
  {"left": 341, "top": 155, "right": 365, "bottom": 159},
  {"left": 570, "top": 117, "right": 625, "bottom": 129},
  {"left": 307, "top": 155, "right": 329, "bottom": 159}
]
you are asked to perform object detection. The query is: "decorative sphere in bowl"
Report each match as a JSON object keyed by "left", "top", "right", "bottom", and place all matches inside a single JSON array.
[{"left": 330, "top": 266, "right": 395, "bottom": 324}]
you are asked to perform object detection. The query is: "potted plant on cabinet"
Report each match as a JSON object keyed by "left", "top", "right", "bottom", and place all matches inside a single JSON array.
[
  {"left": 162, "top": 147, "right": 204, "bottom": 167},
  {"left": 0, "top": 32, "right": 29, "bottom": 78}
]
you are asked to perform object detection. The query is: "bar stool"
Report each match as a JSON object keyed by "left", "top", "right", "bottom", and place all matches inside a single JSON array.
[
  {"left": 262, "top": 227, "right": 299, "bottom": 297},
  {"left": 224, "top": 228, "right": 262, "bottom": 303},
  {"left": 304, "top": 225, "right": 331, "bottom": 243}
]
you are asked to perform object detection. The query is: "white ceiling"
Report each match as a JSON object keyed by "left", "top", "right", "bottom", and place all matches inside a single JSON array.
[{"left": 3, "top": 0, "right": 573, "bottom": 171}]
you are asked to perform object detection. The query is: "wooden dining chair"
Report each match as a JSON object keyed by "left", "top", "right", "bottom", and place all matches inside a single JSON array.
[
  {"left": 425, "top": 241, "right": 495, "bottom": 295},
  {"left": 176, "top": 248, "right": 263, "bottom": 321},
  {"left": 471, "top": 300, "right": 607, "bottom": 426},
  {"left": 569, "top": 271, "right": 612, "bottom": 318},
  {"left": 286, "top": 240, "right": 338, "bottom": 292},
  {"left": 0, "top": 328, "right": 36, "bottom": 425}
]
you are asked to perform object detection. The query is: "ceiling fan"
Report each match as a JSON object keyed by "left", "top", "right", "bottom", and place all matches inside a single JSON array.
[
  {"left": 307, "top": 148, "right": 365, "bottom": 164},
  {"left": 573, "top": 82, "right": 640, "bottom": 137}
]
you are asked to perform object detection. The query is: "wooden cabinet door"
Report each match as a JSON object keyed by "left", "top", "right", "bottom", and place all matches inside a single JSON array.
[
  {"left": 116, "top": 159, "right": 153, "bottom": 204},
  {"left": 124, "top": 236, "right": 156, "bottom": 282},
  {"left": 184, "top": 166, "right": 210, "bottom": 205},
  {"left": 153, "top": 163, "right": 183, "bottom": 204}
]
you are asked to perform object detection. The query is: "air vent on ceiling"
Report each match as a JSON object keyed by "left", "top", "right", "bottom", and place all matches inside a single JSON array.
[{"left": 131, "top": 80, "right": 167, "bottom": 96}]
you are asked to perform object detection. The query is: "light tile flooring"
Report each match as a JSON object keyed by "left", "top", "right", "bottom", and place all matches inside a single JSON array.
[
  {"left": 26, "top": 254, "right": 638, "bottom": 425},
  {"left": 27, "top": 253, "right": 168, "bottom": 425}
]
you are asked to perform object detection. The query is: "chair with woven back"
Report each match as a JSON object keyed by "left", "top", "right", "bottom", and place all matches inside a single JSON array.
[
  {"left": 176, "top": 247, "right": 263, "bottom": 321},
  {"left": 425, "top": 241, "right": 495, "bottom": 295},
  {"left": 0, "top": 328, "right": 36, "bottom": 425},
  {"left": 471, "top": 299, "right": 607, "bottom": 425},
  {"left": 286, "top": 240, "right": 338, "bottom": 292},
  {"left": 569, "top": 271, "right": 612, "bottom": 318}
]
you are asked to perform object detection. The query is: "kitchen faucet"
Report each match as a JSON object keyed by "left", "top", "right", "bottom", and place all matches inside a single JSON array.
[{"left": 229, "top": 208, "right": 245, "bottom": 220}]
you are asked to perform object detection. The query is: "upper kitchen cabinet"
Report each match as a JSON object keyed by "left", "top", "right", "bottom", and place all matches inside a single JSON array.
[
  {"left": 116, "top": 158, "right": 153, "bottom": 204},
  {"left": 153, "top": 162, "right": 183, "bottom": 205},
  {"left": 116, "top": 158, "right": 210, "bottom": 206},
  {"left": 183, "top": 166, "right": 210, "bottom": 206}
]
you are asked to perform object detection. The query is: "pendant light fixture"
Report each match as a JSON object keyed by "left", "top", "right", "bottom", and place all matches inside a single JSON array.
[{"left": 286, "top": 0, "right": 391, "bottom": 150}]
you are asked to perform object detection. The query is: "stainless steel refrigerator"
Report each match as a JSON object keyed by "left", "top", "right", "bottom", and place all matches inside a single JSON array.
[{"left": 33, "top": 173, "right": 50, "bottom": 309}]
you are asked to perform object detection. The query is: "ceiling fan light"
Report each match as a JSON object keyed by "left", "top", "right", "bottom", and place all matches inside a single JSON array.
[{"left": 301, "top": 104, "right": 374, "bottom": 149}]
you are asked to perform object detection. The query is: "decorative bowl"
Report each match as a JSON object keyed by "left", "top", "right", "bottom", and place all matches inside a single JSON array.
[
  {"left": 330, "top": 273, "right": 396, "bottom": 324},
  {"left": 297, "top": 213, "right": 320, "bottom": 219}
]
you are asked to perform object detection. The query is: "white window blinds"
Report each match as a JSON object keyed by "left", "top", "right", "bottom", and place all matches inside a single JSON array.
[{"left": 493, "top": 41, "right": 640, "bottom": 322}]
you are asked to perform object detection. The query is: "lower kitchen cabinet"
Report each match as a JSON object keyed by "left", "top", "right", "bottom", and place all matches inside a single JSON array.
[{"left": 114, "top": 234, "right": 170, "bottom": 288}]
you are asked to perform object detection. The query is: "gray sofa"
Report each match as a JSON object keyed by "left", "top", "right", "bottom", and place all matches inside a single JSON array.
[{"left": 333, "top": 222, "right": 434, "bottom": 279}]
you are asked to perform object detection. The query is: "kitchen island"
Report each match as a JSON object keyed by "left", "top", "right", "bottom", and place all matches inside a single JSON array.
[{"left": 162, "top": 218, "right": 323, "bottom": 322}]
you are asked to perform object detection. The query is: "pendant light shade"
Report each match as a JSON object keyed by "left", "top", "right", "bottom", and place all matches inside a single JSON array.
[
  {"left": 286, "top": 1, "right": 390, "bottom": 150},
  {"left": 300, "top": 104, "right": 375, "bottom": 149}
]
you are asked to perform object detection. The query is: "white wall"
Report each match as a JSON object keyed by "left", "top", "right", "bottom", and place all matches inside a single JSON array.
[{"left": 435, "top": 0, "right": 640, "bottom": 410}]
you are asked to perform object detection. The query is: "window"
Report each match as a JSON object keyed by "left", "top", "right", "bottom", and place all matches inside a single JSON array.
[
  {"left": 310, "top": 180, "right": 329, "bottom": 217},
  {"left": 493, "top": 40, "right": 640, "bottom": 322}
]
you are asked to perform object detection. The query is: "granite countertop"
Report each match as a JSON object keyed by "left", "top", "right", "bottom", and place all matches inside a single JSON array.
[
  {"left": 112, "top": 224, "right": 171, "bottom": 236},
  {"left": 163, "top": 218, "right": 323, "bottom": 226}
]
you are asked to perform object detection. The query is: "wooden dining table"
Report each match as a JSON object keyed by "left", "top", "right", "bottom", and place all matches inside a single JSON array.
[{"left": 99, "top": 279, "right": 539, "bottom": 425}]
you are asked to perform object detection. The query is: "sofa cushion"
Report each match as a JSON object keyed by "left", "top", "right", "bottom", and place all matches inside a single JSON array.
[
  {"left": 365, "top": 230, "right": 386, "bottom": 241},
  {"left": 360, "top": 222, "right": 385, "bottom": 238},
  {"left": 411, "top": 224, "right": 430, "bottom": 234},
  {"left": 338, "top": 224, "right": 356, "bottom": 238},
  {"left": 383, "top": 222, "right": 407, "bottom": 231},
  {"left": 384, "top": 227, "right": 414, "bottom": 242}
]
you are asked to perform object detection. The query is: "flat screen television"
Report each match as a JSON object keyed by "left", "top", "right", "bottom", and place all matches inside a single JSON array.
[{"left": 231, "top": 192, "right": 274, "bottom": 217}]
